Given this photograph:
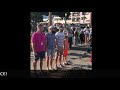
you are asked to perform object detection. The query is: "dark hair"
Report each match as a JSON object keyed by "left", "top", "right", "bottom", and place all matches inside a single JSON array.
[
  {"left": 65, "top": 36, "right": 68, "bottom": 38},
  {"left": 59, "top": 25, "right": 62, "bottom": 28}
]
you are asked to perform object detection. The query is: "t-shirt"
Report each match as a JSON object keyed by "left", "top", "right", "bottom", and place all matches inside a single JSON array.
[
  {"left": 46, "top": 32, "right": 55, "bottom": 49},
  {"left": 55, "top": 31, "right": 65, "bottom": 47},
  {"left": 64, "top": 39, "right": 69, "bottom": 49},
  {"left": 31, "top": 31, "right": 46, "bottom": 52}
]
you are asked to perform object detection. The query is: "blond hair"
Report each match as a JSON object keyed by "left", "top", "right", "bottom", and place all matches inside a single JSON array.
[{"left": 37, "top": 23, "right": 43, "bottom": 28}]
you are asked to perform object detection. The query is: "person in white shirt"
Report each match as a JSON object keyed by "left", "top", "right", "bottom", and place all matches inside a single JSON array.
[
  {"left": 74, "top": 27, "right": 79, "bottom": 46},
  {"left": 54, "top": 27, "right": 65, "bottom": 69},
  {"left": 89, "top": 27, "right": 92, "bottom": 40},
  {"left": 84, "top": 26, "right": 90, "bottom": 44}
]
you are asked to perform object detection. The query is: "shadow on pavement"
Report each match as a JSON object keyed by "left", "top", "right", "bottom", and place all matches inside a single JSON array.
[
  {"left": 31, "top": 68, "right": 92, "bottom": 78},
  {"left": 69, "top": 53, "right": 83, "bottom": 57},
  {"left": 69, "top": 53, "right": 90, "bottom": 58}
]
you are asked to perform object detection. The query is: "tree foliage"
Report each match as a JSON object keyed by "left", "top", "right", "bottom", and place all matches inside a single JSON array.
[
  {"left": 41, "top": 12, "right": 70, "bottom": 19},
  {"left": 30, "top": 12, "right": 71, "bottom": 32},
  {"left": 30, "top": 12, "right": 43, "bottom": 32}
]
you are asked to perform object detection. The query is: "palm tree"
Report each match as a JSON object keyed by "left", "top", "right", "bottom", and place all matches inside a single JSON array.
[
  {"left": 81, "top": 15, "right": 87, "bottom": 24},
  {"left": 90, "top": 12, "right": 92, "bottom": 26},
  {"left": 64, "top": 13, "right": 67, "bottom": 27},
  {"left": 81, "top": 12, "right": 87, "bottom": 24},
  {"left": 49, "top": 12, "right": 52, "bottom": 25}
]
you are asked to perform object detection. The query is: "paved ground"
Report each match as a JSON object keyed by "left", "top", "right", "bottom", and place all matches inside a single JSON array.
[{"left": 30, "top": 44, "right": 92, "bottom": 78}]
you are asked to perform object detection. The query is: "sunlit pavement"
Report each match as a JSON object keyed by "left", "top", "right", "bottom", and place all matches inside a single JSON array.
[{"left": 30, "top": 44, "right": 92, "bottom": 78}]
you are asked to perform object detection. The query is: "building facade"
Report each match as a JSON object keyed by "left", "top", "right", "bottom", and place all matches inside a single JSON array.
[{"left": 53, "top": 12, "right": 92, "bottom": 25}]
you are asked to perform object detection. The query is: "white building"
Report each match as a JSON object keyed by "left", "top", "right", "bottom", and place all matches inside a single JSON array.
[{"left": 52, "top": 12, "right": 92, "bottom": 25}]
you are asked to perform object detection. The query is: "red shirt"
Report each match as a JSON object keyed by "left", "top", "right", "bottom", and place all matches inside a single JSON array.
[
  {"left": 31, "top": 31, "right": 46, "bottom": 52},
  {"left": 64, "top": 39, "right": 69, "bottom": 50}
]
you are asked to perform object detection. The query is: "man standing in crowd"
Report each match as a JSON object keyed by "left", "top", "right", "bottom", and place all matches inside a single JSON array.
[
  {"left": 55, "top": 27, "right": 65, "bottom": 69},
  {"left": 31, "top": 23, "right": 46, "bottom": 73},
  {"left": 84, "top": 26, "right": 90, "bottom": 45},
  {"left": 74, "top": 27, "right": 79, "bottom": 46},
  {"left": 46, "top": 26, "right": 56, "bottom": 70},
  {"left": 80, "top": 27, "right": 85, "bottom": 45}
]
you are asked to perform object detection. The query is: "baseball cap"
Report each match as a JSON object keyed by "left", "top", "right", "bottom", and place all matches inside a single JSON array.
[{"left": 48, "top": 26, "right": 54, "bottom": 30}]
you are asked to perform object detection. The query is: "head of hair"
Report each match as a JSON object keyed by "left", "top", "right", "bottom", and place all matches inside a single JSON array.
[
  {"left": 37, "top": 23, "right": 43, "bottom": 28},
  {"left": 48, "top": 26, "right": 54, "bottom": 30}
]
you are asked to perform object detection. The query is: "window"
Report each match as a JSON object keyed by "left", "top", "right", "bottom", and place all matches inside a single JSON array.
[
  {"left": 76, "top": 17, "right": 80, "bottom": 21},
  {"left": 68, "top": 18, "right": 71, "bottom": 20},
  {"left": 82, "top": 12, "right": 89, "bottom": 15},
  {"left": 72, "top": 17, "right": 80, "bottom": 22},
  {"left": 72, "top": 12, "right": 80, "bottom": 16},
  {"left": 85, "top": 12, "right": 89, "bottom": 15},
  {"left": 72, "top": 18, "right": 75, "bottom": 21},
  {"left": 53, "top": 18, "right": 62, "bottom": 21},
  {"left": 82, "top": 12, "right": 85, "bottom": 15},
  {"left": 72, "top": 13, "right": 74, "bottom": 16}
]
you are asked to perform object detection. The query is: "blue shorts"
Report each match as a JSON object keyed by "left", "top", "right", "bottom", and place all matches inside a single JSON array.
[
  {"left": 47, "top": 49, "right": 55, "bottom": 57},
  {"left": 35, "top": 51, "right": 45, "bottom": 60}
]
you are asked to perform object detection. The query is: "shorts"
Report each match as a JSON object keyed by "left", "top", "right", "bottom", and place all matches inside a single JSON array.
[
  {"left": 56, "top": 46, "right": 64, "bottom": 55},
  {"left": 64, "top": 49, "right": 68, "bottom": 57},
  {"left": 47, "top": 48, "right": 55, "bottom": 57},
  {"left": 35, "top": 51, "right": 45, "bottom": 61}
]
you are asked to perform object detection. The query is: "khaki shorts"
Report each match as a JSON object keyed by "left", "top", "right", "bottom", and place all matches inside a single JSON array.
[{"left": 56, "top": 46, "right": 64, "bottom": 55}]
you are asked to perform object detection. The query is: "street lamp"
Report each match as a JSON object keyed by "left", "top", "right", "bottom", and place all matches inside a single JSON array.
[
  {"left": 65, "top": 13, "right": 67, "bottom": 27},
  {"left": 49, "top": 12, "right": 52, "bottom": 26},
  {"left": 90, "top": 12, "right": 92, "bottom": 27}
]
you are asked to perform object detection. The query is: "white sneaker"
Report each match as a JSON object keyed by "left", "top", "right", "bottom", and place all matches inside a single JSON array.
[
  {"left": 49, "top": 67, "right": 53, "bottom": 70},
  {"left": 59, "top": 64, "right": 62, "bottom": 68},
  {"left": 54, "top": 65, "right": 57, "bottom": 70},
  {"left": 46, "top": 68, "right": 49, "bottom": 70}
]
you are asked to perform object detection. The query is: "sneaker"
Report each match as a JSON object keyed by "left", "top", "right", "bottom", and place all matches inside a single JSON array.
[
  {"left": 59, "top": 64, "right": 62, "bottom": 68},
  {"left": 62, "top": 63, "right": 65, "bottom": 66},
  {"left": 54, "top": 65, "right": 57, "bottom": 70},
  {"left": 61, "top": 64, "right": 65, "bottom": 67},
  {"left": 49, "top": 67, "right": 53, "bottom": 70},
  {"left": 46, "top": 68, "right": 49, "bottom": 71},
  {"left": 67, "top": 60, "right": 72, "bottom": 63},
  {"left": 65, "top": 62, "right": 71, "bottom": 65}
]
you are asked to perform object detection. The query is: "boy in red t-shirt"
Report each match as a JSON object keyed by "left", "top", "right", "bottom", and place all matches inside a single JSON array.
[{"left": 63, "top": 36, "right": 69, "bottom": 66}]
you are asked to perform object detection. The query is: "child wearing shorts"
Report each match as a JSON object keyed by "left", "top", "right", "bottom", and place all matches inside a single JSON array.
[{"left": 63, "top": 36, "right": 69, "bottom": 65}]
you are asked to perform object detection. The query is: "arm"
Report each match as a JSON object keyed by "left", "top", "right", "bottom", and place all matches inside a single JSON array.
[
  {"left": 87, "top": 37, "right": 92, "bottom": 43},
  {"left": 45, "top": 36, "right": 47, "bottom": 52},
  {"left": 45, "top": 33, "right": 48, "bottom": 52},
  {"left": 63, "top": 39, "right": 65, "bottom": 49},
  {"left": 55, "top": 33, "right": 58, "bottom": 49},
  {"left": 31, "top": 43, "right": 36, "bottom": 53},
  {"left": 55, "top": 37, "right": 57, "bottom": 48},
  {"left": 31, "top": 33, "right": 36, "bottom": 55},
  {"left": 68, "top": 42, "right": 70, "bottom": 49},
  {"left": 55, "top": 37, "right": 58, "bottom": 49},
  {"left": 63, "top": 34, "right": 65, "bottom": 49}
]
